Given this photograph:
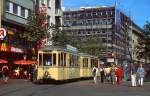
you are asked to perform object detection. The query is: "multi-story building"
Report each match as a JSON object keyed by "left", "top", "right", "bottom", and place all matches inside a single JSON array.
[
  {"left": 63, "top": 6, "right": 144, "bottom": 65},
  {"left": 0, "top": 0, "right": 62, "bottom": 65},
  {"left": 0, "top": 0, "right": 34, "bottom": 62},
  {"left": 131, "top": 23, "right": 146, "bottom": 63},
  {"left": 38, "top": 0, "right": 62, "bottom": 46}
]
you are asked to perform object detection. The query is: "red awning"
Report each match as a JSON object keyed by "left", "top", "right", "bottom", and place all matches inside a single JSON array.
[
  {"left": 0, "top": 59, "right": 8, "bottom": 63},
  {"left": 14, "top": 60, "right": 37, "bottom": 65}
]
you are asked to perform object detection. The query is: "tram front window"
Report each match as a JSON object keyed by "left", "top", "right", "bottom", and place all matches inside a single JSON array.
[{"left": 43, "top": 54, "right": 52, "bottom": 66}]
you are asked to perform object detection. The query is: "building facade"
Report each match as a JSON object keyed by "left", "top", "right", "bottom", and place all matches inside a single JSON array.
[
  {"left": 63, "top": 6, "right": 144, "bottom": 65},
  {"left": 38, "top": 0, "right": 62, "bottom": 46},
  {"left": 0, "top": 0, "right": 34, "bottom": 60},
  {"left": 0, "top": 0, "right": 62, "bottom": 67}
]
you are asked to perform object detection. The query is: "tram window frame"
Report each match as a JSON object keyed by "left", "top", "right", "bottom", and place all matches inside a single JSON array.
[
  {"left": 64, "top": 53, "right": 66, "bottom": 66},
  {"left": 69, "top": 54, "right": 77, "bottom": 67},
  {"left": 53, "top": 53, "right": 56, "bottom": 66},
  {"left": 58, "top": 53, "right": 61, "bottom": 66},
  {"left": 60, "top": 53, "right": 63, "bottom": 66},
  {"left": 83, "top": 58, "right": 88, "bottom": 68},
  {"left": 39, "top": 54, "right": 43, "bottom": 66},
  {"left": 43, "top": 54, "right": 52, "bottom": 66}
]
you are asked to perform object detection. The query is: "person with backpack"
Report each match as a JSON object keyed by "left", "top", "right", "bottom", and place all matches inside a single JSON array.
[{"left": 2, "top": 65, "right": 9, "bottom": 84}]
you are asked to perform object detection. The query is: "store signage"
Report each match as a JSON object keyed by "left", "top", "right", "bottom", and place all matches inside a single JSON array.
[
  {"left": 11, "top": 47, "right": 23, "bottom": 53},
  {"left": 107, "top": 58, "right": 114, "bottom": 62},
  {"left": 0, "top": 43, "right": 24, "bottom": 53},
  {"left": 0, "top": 28, "right": 7, "bottom": 40},
  {"left": 0, "top": 43, "right": 8, "bottom": 51}
]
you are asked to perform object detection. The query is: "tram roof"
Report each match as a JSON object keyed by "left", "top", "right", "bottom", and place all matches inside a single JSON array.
[
  {"left": 79, "top": 53, "right": 98, "bottom": 58},
  {"left": 39, "top": 46, "right": 78, "bottom": 54}
]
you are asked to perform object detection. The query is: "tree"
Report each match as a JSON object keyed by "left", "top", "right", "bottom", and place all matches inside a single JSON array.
[
  {"left": 51, "top": 27, "right": 71, "bottom": 46},
  {"left": 135, "top": 21, "right": 150, "bottom": 63},
  {"left": 20, "top": 11, "right": 50, "bottom": 42},
  {"left": 73, "top": 37, "right": 106, "bottom": 57}
]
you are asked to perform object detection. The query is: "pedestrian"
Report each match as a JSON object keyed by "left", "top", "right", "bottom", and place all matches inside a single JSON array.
[
  {"left": 99, "top": 65, "right": 105, "bottom": 83},
  {"left": 116, "top": 65, "right": 123, "bottom": 85},
  {"left": 104, "top": 66, "right": 111, "bottom": 83},
  {"left": 110, "top": 64, "right": 116, "bottom": 85},
  {"left": 137, "top": 64, "right": 146, "bottom": 87},
  {"left": 2, "top": 65, "right": 9, "bottom": 84},
  {"left": 92, "top": 66, "right": 99, "bottom": 84},
  {"left": 130, "top": 64, "right": 137, "bottom": 87}
]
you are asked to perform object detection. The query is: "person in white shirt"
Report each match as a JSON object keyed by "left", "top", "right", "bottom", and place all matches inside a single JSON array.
[{"left": 92, "top": 66, "right": 99, "bottom": 84}]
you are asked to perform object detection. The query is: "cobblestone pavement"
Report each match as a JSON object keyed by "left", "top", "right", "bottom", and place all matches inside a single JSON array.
[{"left": 0, "top": 79, "right": 150, "bottom": 96}]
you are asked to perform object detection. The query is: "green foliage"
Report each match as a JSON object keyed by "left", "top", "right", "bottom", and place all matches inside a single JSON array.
[
  {"left": 136, "top": 21, "right": 150, "bottom": 61},
  {"left": 144, "top": 21, "right": 150, "bottom": 34},
  {"left": 52, "top": 27, "right": 73, "bottom": 46},
  {"left": 74, "top": 37, "right": 106, "bottom": 57},
  {"left": 19, "top": 10, "right": 50, "bottom": 42}
]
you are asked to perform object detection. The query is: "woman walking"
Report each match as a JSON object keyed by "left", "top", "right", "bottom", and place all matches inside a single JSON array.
[{"left": 137, "top": 64, "right": 145, "bottom": 87}]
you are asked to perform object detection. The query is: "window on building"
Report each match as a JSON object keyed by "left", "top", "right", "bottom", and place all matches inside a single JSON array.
[
  {"left": 41, "top": 0, "right": 46, "bottom": 5},
  {"left": 25, "top": 9, "right": 29, "bottom": 18},
  {"left": 47, "top": 0, "right": 50, "bottom": 8},
  {"left": 47, "top": 16, "right": 50, "bottom": 26},
  {"left": 21, "top": 7, "right": 25, "bottom": 17},
  {"left": 5, "top": 1, "right": 10, "bottom": 12},
  {"left": 13, "top": 3, "right": 18, "bottom": 14},
  {"left": 78, "top": 31, "right": 81, "bottom": 34}
]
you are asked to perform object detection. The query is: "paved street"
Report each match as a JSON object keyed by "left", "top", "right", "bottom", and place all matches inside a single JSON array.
[{"left": 0, "top": 79, "right": 150, "bottom": 96}]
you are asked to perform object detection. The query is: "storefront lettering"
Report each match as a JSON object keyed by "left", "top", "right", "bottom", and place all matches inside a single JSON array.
[
  {"left": 0, "top": 43, "right": 7, "bottom": 51},
  {"left": 11, "top": 47, "right": 23, "bottom": 53},
  {"left": 0, "top": 28, "right": 7, "bottom": 40}
]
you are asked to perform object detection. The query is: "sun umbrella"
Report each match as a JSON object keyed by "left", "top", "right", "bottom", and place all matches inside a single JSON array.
[
  {"left": 14, "top": 60, "right": 37, "bottom": 65},
  {"left": 0, "top": 59, "right": 8, "bottom": 63}
]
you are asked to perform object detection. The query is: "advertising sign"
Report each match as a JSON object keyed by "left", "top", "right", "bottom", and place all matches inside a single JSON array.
[{"left": 0, "top": 28, "right": 7, "bottom": 40}]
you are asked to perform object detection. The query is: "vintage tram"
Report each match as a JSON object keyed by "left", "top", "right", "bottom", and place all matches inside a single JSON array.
[{"left": 36, "top": 45, "right": 99, "bottom": 82}]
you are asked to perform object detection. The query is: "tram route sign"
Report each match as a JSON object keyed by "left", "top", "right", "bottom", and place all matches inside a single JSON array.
[{"left": 0, "top": 28, "right": 7, "bottom": 40}]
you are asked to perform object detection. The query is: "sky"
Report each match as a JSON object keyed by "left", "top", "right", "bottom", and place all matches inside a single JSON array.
[{"left": 63, "top": 0, "right": 150, "bottom": 28}]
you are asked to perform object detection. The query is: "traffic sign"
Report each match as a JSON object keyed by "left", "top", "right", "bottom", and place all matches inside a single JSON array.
[{"left": 0, "top": 28, "right": 7, "bottom": 40}]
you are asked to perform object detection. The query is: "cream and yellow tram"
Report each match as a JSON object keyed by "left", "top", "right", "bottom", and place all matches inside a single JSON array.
[
  {"left": 37, "top": 46, "right": 99, "bottom": 82},
  {"left": 79, "top": 53, "right": 99, "bottom": 79}
]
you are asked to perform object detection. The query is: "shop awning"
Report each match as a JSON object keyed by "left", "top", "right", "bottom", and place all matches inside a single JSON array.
[
  {"left": 14, "top": 60, "right": 37, "bottom": 65},
  {"left": 0, "top": 59, "right": 8, "bottom": 63}
]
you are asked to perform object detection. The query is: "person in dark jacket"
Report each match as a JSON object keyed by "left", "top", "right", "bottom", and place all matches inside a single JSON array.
[{"left": 100, "top": 65, "right": 105, "bottom": 83}]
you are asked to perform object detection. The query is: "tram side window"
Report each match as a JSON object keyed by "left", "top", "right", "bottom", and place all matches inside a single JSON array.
[
  {"left": 69, "top": 54, "right": 72, "bottom": 67},
  {"left": 53, "top": 53, "right": 56, "bottom": 66},
  {"left": 61, "top": 53, "right": 63, "bottom": 66},
  {"left": 43, "top": 54, "right": 52, "bottom": 66},
  {"left": 39, "top": 54, "right": 42, "bottom": 66},
  {"left": 91, "top": 59, "right": 94, "bottom": 68},
  {"left": 83, "top": 58, "right": 88, "bottom": 68},
  {"left": 64, "top": 53, "right": 66, "bottom": 66},
  {"left": 58, "top": 53, "right": 66, "bottom": 67},
  {"left": 58, "top": 53, "right": 61, "bottom": 66}
]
